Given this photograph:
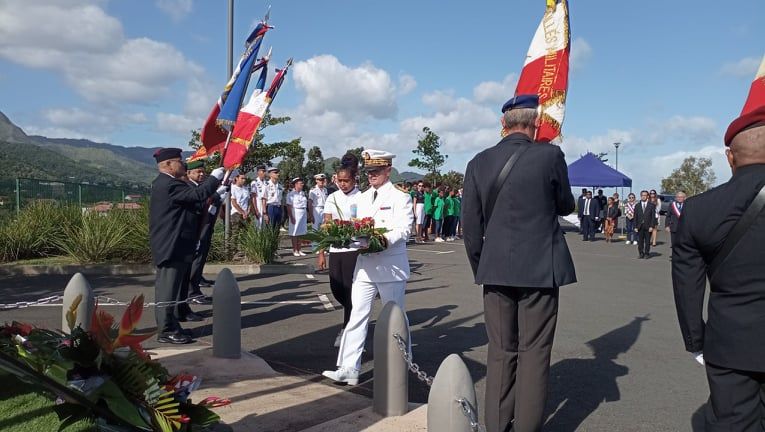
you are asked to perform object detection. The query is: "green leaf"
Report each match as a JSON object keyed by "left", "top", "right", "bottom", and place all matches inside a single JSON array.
[
  {"left": 183, "top": 403, "right": 221, "bottom": 428},
  {"left": 96, "top": 379, "right": 151, "bottom": 429}
]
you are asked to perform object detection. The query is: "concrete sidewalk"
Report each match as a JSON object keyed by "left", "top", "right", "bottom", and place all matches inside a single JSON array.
[{"left": 153, "top": 346, "right": 427, "bottom": 432}]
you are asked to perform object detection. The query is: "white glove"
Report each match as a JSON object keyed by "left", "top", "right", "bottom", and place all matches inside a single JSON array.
[
  {"left": 211, "top": 167, "right": 226, "bottom": 180},
  {"left": 692, "top": 351, "right": 704, "bottom": 365}
]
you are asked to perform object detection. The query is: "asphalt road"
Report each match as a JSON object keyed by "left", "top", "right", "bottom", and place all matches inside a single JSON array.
[{"left": 1, "top": 225, "right": 709, "bottom": 431}]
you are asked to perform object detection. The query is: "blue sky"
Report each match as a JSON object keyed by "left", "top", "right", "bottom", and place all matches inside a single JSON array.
[{"left": 1, "top": 0, "right": 763, "bottom": 192}]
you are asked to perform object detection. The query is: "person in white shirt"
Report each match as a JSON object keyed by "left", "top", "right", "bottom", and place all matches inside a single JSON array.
[
  {"left": 249, "top": 165, "right": 267, "bottom": 227},
  {"left": 309, "top": 173, "right": 329, "bottom": 270},
  {"left": 230, "top": 173, "right": 250, "bottom": 242},
  {"left": 322, "top": 149, "right": 413, "bottom": 386},
  {"left": 286, "top": 177, "right": 308, "bottom": 256},
  {"left": 323, "top": 154, "right": 361, "bottom": 347},
  {"left": 264, "top": 167, "right": 284, "bottom": 228}
]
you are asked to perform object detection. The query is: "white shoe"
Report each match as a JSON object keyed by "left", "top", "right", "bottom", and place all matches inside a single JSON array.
[
  {"left": 293, "top": 251, "right": 300, "bottom": 257},
  {"left": 298, "top": 251, "right": 307, "bottom": 256},
  {"left": 334, "top": 329, "right": 343, "bottom": 348},
  {"left": 435, "top": 238, "right": 444, "bottom": 243},
  {"left": 447, "top": 237, "right": 455, "bottom": 242},
  {"left": 322, "top": 367, "right": 359, "bottom": 385}
]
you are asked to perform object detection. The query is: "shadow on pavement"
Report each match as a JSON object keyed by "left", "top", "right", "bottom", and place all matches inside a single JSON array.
[
  {"left": 544, "top": 315, "right": 650, "bottom": 431},
  {"left": 691, "top": 403, "right": 707, "bottom": 431}
]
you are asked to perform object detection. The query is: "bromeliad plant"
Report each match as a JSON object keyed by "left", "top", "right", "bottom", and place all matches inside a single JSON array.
[{"left": 0, "top": 295, "right": 229, "bottom": 431}]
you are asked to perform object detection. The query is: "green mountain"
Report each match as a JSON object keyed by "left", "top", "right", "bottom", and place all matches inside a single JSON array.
[{"left": 0, "top": 111, "right": 158, "bottom": 186}]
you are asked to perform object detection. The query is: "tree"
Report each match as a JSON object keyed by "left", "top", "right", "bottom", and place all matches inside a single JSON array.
[
  {"left": 304, "top": 146, "right": 325, "bottom": 187},
  {"left": 409, "top": 127, "right": 447, "bottom": 178},
  {"left": 187, "top": 113, "right": 302, "bottom": 174},
  {"left": 277, "top": 145, "right": 305, "bottom": 188},
  {"left": 439, "top": 170, "right": 465, "bottom": 190},
  {"left": 661, "top": 156, "right": 716, "bottom": 196}
]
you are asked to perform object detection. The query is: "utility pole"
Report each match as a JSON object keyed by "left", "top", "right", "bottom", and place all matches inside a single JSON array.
[{"left": 224, "top": 0, "right": 234, "bottom": 253}]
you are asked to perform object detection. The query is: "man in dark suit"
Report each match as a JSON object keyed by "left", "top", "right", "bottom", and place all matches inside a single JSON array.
[
  {"left": 595, "top": 189, "right": 608, "bottom": 232},
  {"left": 185, "top": 159, "right": 220, "bottom": 307},
  {"left": 663, "top": 190, "right": 686, "bottom": 247},
  {"left": 577, "top": 190, "right": 601, "bottom": 241},
  {"left": 577, "top": 188, "right": 588, "bottom": 233},
  {"left": 150, "top": 148, "right": 227, "bottom": 344},
  {"left": 673, "top": 104, "right": 765, "bottom": 430},
  {"left": 633, "top": 190, "right": 657, "bottom": 258},
  {"left": 462, "top": 94, "right": 576, "bottom": 432}
]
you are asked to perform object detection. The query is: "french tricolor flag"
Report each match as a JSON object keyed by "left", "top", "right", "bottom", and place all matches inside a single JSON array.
[
  {"left": 515, "top": 0, "right": 570, "bottom": 143},
  {"left": 223, "top": 60, "right": 291, "bottom": 169},
  {"left": 741, "top": 54, "right": 765, "bottom": 115}
]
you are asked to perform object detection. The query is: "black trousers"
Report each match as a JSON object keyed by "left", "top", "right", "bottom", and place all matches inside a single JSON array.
[
  {"left": 705, "top": 361, "right": 765, "bottom": 431},
  {"left": 581, "top": 216, "right": 596, "bottom": 241},
  {"left": 189, "top": 221, "right": 215, "bottom": 296},
  {"left": 483, "top": 285, "right": 559, "bottom": 432},
  {"left": 328, "top": 250, "right": 359, "bottom": 327},
  {"left": 155, "top": 261, "right": 190, "bottom": 334},
  {"left": 636, "top": 227, "right": 651, "bottom": 256}
]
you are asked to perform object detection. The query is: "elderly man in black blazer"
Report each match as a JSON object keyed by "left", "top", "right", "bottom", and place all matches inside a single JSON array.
[
  {"left": 673, "top": 104, "right": 765, "bottom": 430},
  {"left": 633, "top": 190, "right": 657, "bottom": 258},
  {"left": 149, "top": 148, "right": 228, "bottom": 344},
  {"left": 462, "top": 94, "right": 576, "bottom": 432}
]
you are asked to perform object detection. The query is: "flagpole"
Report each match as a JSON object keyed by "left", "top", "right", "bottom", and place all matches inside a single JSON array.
[{"left": 224, "top": 0, "right": 234, "bottom": 254}]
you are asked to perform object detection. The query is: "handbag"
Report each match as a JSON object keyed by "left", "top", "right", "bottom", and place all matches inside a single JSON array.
[
  {"left": 484, "top": 143, "right": 530, "bottom": 229},
  {"left": 708, "top": 184, "right": 765, "bottom": 282}
]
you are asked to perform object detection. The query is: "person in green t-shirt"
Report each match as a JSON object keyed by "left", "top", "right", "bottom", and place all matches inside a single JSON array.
[
  {"left": 444, "top": 188, "right": 458, "bottom": 241},
  {"left": 422, "top": 182, "right": 434, "bottom": 241},
  {"left": 433, "top": 187, "right": 446, "bottom": 242},
  {"left": 454, "top": 189, "right": 462, "bottom": 238}
]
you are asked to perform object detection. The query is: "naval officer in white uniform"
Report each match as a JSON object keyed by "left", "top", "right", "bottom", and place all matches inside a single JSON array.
[{"left": 322, "top": 149, "right": 414, "bottom": 385}]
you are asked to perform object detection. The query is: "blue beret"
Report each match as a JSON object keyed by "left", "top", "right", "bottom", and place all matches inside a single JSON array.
[{"left": 501, "top": 94, "right": 540, "bottom": 113}]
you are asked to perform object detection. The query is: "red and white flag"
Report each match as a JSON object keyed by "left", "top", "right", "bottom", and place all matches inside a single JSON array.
[
  {"left": 515, "top": 0, "right": 570, "bottom": 142},
  {"left": 741, "top": 54, "right": 765, "bottom": 115}
]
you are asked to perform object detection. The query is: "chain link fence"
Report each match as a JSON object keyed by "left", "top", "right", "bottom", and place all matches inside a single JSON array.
[{"left": 0, "top": 177, "right": 150, "bottom": 218}]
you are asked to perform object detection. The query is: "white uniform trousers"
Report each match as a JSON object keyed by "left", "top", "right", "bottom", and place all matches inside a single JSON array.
[{"left": 337, "top": 280, "right": 409, "bottom": 370}]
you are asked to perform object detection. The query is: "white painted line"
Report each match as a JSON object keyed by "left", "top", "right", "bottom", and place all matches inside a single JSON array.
[
  {"left": 318, "top": 294, "right": 335, "bottom": 311},
  {"left": 32, "top": 300, "right": 325, "bottom": 307},
  {"left": 407, "top": 248, "right": 455, "bottom": 255},
  {"left": 306, "top": 274, "right": 316, "bottom": 279}
]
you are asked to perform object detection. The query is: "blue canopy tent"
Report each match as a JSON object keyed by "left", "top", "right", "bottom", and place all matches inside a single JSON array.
[{"left": 567, "top": 152, "right": 632, "bottom": 187}]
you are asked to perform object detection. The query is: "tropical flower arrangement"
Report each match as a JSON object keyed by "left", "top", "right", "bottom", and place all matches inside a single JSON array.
[
  {"left": 303, "top": 216, "right": 390, "bottom": 253},
  {"left": 0, "top": 295, "right": 229, "bottom": 431}
]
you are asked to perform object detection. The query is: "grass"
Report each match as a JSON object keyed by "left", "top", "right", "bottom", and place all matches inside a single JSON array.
[{"left": 0, "top": 371, "right": 91, "bottom": 431}]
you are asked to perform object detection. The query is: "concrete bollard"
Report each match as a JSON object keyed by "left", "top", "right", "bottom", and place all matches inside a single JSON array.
[
  {"left": 212, "top": 268, "right": 241, "bottom": 359},
  {"left": 427, "top": 354, "right": 478, "bottom": 432},
  {"left": 61, "top": 272, "right": 94, "bottom": 332},
  {"left": 373, "top": 301, "right": 409, "bottom": 417}
]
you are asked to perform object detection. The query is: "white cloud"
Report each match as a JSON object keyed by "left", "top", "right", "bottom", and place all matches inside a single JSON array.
[
  {"left": 720, "top": 56, "right": 761, "bottom": 78},
  {"left": 156, "top": 0, "right": 193, "bottom": 22},
  {"left": 570, "top": 37, "right": 593, "bottom": 72},
  {"left": 0, "top": 0, "right": 200, "bottom": 104},
  {"left": 398, "top": 74, "right": 417, "bottom": 96},
  {"left": 292, "top": 55, "right": 398, "bottom": 120},
  {"left": 473, "top": 73, "right": 518, "bottom": 105},
  {"left": 27, "top": 106, "right": 150, "bottom": 140}
]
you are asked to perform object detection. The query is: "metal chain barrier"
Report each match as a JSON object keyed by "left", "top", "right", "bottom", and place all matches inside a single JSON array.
[
  {"left": 393, "top": 333, "right": 486, "bottom": 432},
  {"left": 0, "top": 294, "right": 206, "bottom": 311},
  {"left": 0, "top": 295, "right": 64, "bottom": 310}
]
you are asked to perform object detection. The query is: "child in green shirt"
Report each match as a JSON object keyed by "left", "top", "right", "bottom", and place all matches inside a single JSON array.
[
  {"left": 422, "top": 182, "right": 434, "bottom": 241},
  {"left": 444, "top": 189, "right": 457, "bottom": 241},
  {"left": 433, "top": 188, "right": 446, "bottom": 242}
]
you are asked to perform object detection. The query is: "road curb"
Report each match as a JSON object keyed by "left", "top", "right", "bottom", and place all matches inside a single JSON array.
[{"left": 0, "top": 262, "right": 315, "bottom": 277}]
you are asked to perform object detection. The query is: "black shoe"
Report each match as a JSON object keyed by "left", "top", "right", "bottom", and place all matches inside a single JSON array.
[
  {"left": 179, "top": 328, "right": 193, "bottom": 337},
  {"left": 644, "top": 254, "right": 651, "bottom": 259},
  {"left": 200, "top": 278, "right": 214, "bottom": 287},
  {"left": 190, "top": 296, "right": 212, "bottom": 305},
  {"left": 179, "top": 312, "right": 204, "bottom": 322},
  {"left": 157, "top": 332, "right": 192, "bottom": 344},
  {"left": 639, "top": 254, "right": 645, "bottom": 259}
]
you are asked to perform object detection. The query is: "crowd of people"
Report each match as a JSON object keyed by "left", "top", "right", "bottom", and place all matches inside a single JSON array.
[
  {"left": 576, "top": 188, "right": 687, "bottom": 258},
  {"left": 146, "top": 82, "right": 765, "bottom": 431}
]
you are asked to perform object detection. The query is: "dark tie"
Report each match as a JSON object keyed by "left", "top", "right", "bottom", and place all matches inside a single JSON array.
[
  {"left": 373, "top": 191, "right": 378, "bottom": 202},
  {"left": 678, "top": 203, "right": 682, "bottom": 212}
]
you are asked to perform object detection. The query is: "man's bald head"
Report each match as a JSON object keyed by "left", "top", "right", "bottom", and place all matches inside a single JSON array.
[{"left": 727, "top": 126, "right": 765, "bottom": 172}]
